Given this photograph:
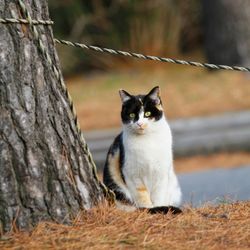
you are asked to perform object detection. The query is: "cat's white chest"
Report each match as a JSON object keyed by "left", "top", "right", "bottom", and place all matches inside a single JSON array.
[
  {"left": 121, "top": 120, "right": 181, "bottom": 207},
  {"left": 122, "top": 125, "right": 173, "bottom": 183}
]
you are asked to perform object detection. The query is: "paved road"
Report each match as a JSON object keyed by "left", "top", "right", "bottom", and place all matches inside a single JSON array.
[
  {"left": 179, "top": 165, "right": 250, "bottom": 207},
  {"left": 85, "top": 111, "right": 250, "bottom": 168}
]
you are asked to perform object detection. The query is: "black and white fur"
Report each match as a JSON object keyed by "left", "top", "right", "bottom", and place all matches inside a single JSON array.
[{"left": 103, "top": 86, "right": 182, "bottom": 214}]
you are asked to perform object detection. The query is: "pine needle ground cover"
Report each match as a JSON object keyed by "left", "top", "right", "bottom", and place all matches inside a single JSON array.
[{"left": 1, "top": 201, "right": 249, "bottom": 249}]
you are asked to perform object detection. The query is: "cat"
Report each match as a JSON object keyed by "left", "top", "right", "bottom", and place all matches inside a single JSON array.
[{"left": 103, "top": 86, "right": 182, "bottom": 214}]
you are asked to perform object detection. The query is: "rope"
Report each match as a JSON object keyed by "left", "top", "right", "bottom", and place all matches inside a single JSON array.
[
  {"left": 55, "top": 39, "right": 250, "bottom": 72},
  {"left": 1, "top": 16, "right": 250, "bottom": 72},
  {"left": 0, "top": 17, "right": 53, "bottom": 25},
  {"left": 16, "top": 0, "right": 115, "bottom": 203}
]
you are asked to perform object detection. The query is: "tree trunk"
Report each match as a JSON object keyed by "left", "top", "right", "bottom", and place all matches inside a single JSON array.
[
  {"left": 202, "top": 0, "right": 250, "bottom": 67},
  {"left": 0, "top": 0, "right": 104, "bottom": 233}
]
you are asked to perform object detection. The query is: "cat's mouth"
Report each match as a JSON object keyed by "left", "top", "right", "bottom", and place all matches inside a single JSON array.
[{"left": 136, "top": 127, "right": 146, "bottom": 134}]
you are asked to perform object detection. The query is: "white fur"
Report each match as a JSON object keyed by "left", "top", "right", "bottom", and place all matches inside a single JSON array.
[{"left": 121, "top": 112, "right": 182, "bottom": 208}]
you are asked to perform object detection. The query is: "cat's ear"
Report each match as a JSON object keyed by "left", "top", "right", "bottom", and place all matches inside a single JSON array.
[
  {"left": 119, "top": 89, "right": 132, "bottom": 103},
  {"left": 147, "top": 86, "right": 161, "bottom": 105}
]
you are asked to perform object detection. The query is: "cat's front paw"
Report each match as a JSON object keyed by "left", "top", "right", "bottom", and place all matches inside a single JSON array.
[{"left": 148, "top": 206, "right": 182, "bottom": 215}]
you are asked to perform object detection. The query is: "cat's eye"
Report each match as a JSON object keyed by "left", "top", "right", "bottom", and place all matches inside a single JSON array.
[
  {"left": 129, "top": 113, "right": 135, "bottom": 118},
  {"left": 145, "top": 111, "right": 151, "bottom": 117}
]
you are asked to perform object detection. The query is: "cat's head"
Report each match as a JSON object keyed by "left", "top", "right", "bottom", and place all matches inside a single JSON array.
[{"left": 119, "top": 86, "right": 164, "bottom": 135}]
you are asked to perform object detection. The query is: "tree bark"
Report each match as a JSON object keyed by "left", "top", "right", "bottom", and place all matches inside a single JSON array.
[
  {"left": 0, "top": 0, "right": 104, "bottom": 233},
  {"left": 202, "top": 0, "right": 250, "bottom": 67}
]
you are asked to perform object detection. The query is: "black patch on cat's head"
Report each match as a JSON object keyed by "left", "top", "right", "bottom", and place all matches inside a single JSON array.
[
  {"left": 143, "top": 86, "right": 163, "bottom": 121},
  {"left": 119, "top": 86, "right": 163, "bottom": 124}
]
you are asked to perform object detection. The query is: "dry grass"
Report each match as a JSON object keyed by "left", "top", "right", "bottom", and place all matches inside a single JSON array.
[{"left": 1, "top": 201, "right": 250, "bottom": 250}]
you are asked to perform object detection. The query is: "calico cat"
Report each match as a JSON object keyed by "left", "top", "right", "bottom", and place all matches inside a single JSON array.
[{"left": 103, "top": 86, "right": 182, "bottom": 214}]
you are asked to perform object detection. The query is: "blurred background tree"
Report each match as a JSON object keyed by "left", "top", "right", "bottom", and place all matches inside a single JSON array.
[
  {"left": 49, "top": 0, "right": 250, "bottom": 76},
  {"left": 49, "top": 0, "right": 202, "bottom": 75},
  {"left": 202, "top": 0, "right": 250, "bottom": 68}
]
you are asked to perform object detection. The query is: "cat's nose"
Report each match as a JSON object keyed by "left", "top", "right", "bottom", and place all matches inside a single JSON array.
[{"left": 137, "top": 121, "right": 143, "bottom": 128}]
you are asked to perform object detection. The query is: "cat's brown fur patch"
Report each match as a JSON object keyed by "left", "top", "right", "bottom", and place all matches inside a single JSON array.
[
  {"left": 136, "top": 186, "right": 152, "bottom": 207},
  {"left": 108, "top": 150, "right": 125, "bottom": 188},
  {"left": 137, "top": 186, "right": 147, "bottom": 192}
]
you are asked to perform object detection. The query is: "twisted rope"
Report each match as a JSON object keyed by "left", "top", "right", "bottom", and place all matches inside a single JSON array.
[
  {"left": 17, "top": 0, "right": 115, "bottom": 203},
  {"left": 1, "top": 15, "right": 250, "bottom": 73},
  {"left": 0, "top": 17, "right": 53, "bottom": 25},
  {"left": 55, "top": 39, "right": 250, "bottom": 73}
]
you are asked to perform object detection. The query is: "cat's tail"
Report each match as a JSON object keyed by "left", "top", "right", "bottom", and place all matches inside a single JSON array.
[{"left": 145, "top": 206, "right": 182, "bottom": 215}]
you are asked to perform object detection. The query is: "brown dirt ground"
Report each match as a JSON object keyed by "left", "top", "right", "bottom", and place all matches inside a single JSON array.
[
  {"left": 66, "top": 66, "right": 250, "bottom": 131},
  {"left": 1, "top": 201, "right": 249, "bottom": 250}
]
